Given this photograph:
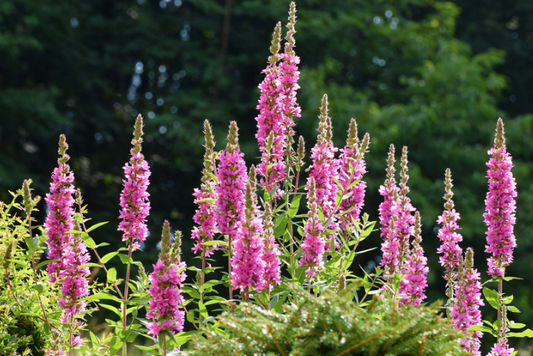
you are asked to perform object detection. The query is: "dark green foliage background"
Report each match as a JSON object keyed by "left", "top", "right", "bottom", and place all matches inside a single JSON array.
[{"left": 1, "top": 0, "right": 532, "bottom": 352}]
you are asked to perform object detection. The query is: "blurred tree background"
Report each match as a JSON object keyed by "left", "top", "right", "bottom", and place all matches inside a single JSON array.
[{"left": 1, "top": 0, "right": 532, "bottom": 352}]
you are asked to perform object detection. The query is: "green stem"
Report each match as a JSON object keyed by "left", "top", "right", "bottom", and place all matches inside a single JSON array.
[{"left": 122, "top": 242, "right": 134, "bottom": 356}]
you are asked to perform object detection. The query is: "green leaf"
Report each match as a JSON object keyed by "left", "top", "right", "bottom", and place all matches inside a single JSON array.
[
  {"left": 35, "top": 259, "right": 57, "bottom": 270},
  {"left": 99, "top": 303, "right": 120, "bottom": 315},
  {"left": 502, "top": 295, "right": 513, "bottom": 305},
  {"left": 109, "top": 337, "right": 123, "bottom": 355},
  {"left": 33, "top": 284, "right": 44, "bottom": 294},
  {"left": 86, "top": 221, "right": 109, "bottom": 233},
  {"left": 118, "top": 254, "right": 133, "bottom": 264},
  {"left": 468, "top": 325, "right": 496, "bottom": 335},
  {"left": 81, "top": 293, "right": 120, "bottom": 302},
  {"left": 80, "top": 262, "right": 101, "bottom": 268},
  {"left": 508, "top": 306, "right": 521, "bottom": 313},
  {"left": 507, "top": 329, "right": 533, "bottom": 338},
  {"left": 508, "top": 322, "right": 526, "bottom": 329},
  {"left": 200, "top": 279, "right": 222, "bottom": 291},
  {"left": 24, "top": 236, "right": 35, "bottom": 250},
  {"left": 483, "top": 287, "right": 500, "bottom": 309},
  {"left": 287, "top": 195, "right": 301, "bottom": 218},
  {"left": 135, "top": 344, "right": 158, "bottom": 352},
  {"left": 81, "top": 234, "right": 96, "bottom": 249},
  {"left": 100, "top": 251, "right": 118, "bottom": 264},
  {"left": 202, "top": 240, "right": 226, "bottom": 247},
  {"left": 90, "top": 331, "right": 99, "bottom": 348},
  {"left": 107, "top": 267, "right": 117, "bottom": 283}
]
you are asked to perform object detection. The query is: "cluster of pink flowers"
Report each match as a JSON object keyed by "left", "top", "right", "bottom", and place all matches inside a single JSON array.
[
  {"left": 215, "top": 122, "right": 247, "bottom": 239},
  {"left": 45, "top": 136, "right": 90, "bottom": 319},
  {"left": 484, "top": 118, "right": 517, "bottom": 279},
  {"left": 45, "top": 159, "right": 76, "bottom": 282},
  {"left": 450, "top": 248, "right": 484, "bottom": 356},
  {"left": 338, "top": 119, "right": 369, "bottom": 229},
  {"left": 436, "top": 170, "right": 463, "bottom": 277},
  {"left": 299, "top": 178, "right": 325, "bottom": 277},
  {"left": 118, "top": 115, "right": 151, "bottom": 250},
  {"left": 44, "top": 136, "right": 90, "bottom": 355},
  {"left": 398, "top": 212, "right": 428, "bottom": 306},
  {"left": 488, "top": 340, "right": 514, "bottom": 356},
  {"left": 262, "top": 203, "right": 282, "bottom": 290},
  {"left": 307, "top": 95, "right": 339, "bottom": 238},
  {"left": 231, "top": 166, "right": 266, "bottom": 297},
  {"left": 255, "top": 3, "right": 301, "bottom": 197},
  {"left": 147, "top": 223, "right": 186, "bottom": 337},
  {"left": 191, "top": 120, "right": 218, "bottom": 257},
  {"left": 378, "top": 145, "right": 400, "bottom": 275}
]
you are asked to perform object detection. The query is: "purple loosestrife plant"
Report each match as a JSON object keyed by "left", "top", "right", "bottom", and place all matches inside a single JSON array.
[
  {"left": 231, "top": 166, "right": 266, "bottom": 299},
  {"left": 118, "top": 115, "right": 151, "bottom": 356},
  {"left": 484, "top": 118, "right": 518, "bottom": 353},
  {"left": 484, "top": 118, "right": 517, "bottom": 280},
  {"left": 451, "top": 248, "right": 483, "bottom": 356},
  {"left": 338, "top": 118, "right": 370, "bottom": 231},
  {"left": 398, "top": 211, "right": 428, "bottom": 306},
  {"left": 118, "top": 114, "right": 151, "bottom": 250},
  {"left": 147, "top": 221, "right": 186, "bottom": 354},
  {"left": 45, "top": 135, "right": 76, "bottom": 283},
  {"left": 299, "top": 178, "right": 325, "bottom": 277},
  {"left": 437, "top": 169, "right": 463, "bottom": 298},
  {"left": 44, "top": 135, "right": 90, "bottom": 354},
  {"left": 216, "top": 121, "right": 247, "bottom": 301},
  {"left": 378, "top": 144, "right": 399, "bottom": 278},
  {"left": 255, "top": 2, "right": 301, "bottom": 198},
  {"left": 262, "top": 202, "right": 281, "bottom": 292},
  {"left": 191, "top": 120, "right": 218, "bottom": 259},
  {"left": 307, "top": 94, "right": 339, "bottom": 244}
]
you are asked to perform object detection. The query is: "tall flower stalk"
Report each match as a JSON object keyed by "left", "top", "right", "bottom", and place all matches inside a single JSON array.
[
  {"left": 191, "top": 120, "right": 218, "bottom": 302},
  {"left": 118, "top": 114, "right": 151, "bottom": 356},
  {"left": 452, "top": 248, "right": 484, "bottom": 356},
  {"left": 299, "top": 178, "right": 324, "bottom": 277},
  {"left": 307, "top": 94, "right": 339, "bottom": 245},
  {"left": 215, "top": 121, "right": 247, "bottom": 302},
  {"left": 338, "top": 118, "right": 370, "bottom": 231},
  {"left": 398, "top": 211, "right": 428, "bottom": 306},
  {"left": 231, "top": 166, "right": 266, "bottom": 299},
  {"left": 378, "top": 144, "right": 399, "bottom": 279},
  {"left": 437, "top": 169, "right": 463, "bottom": 298},
  {"left": 147, "top": 221, "right": 186, "bottom": 354},
  {"left": 485, "top": 118, "right": 517, "bottom": 355},
  {"left": 44, "top": 135, "right": 90, "bottom": 355},
  {"left": 255, "top": 2, "right": 301, "bottom": 199}
]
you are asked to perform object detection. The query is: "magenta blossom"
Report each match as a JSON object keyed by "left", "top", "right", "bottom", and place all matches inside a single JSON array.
[
  {"left": 450, "top": 249, "right": 484, "bottom": 356},
  {"left": 231, "top": 166, "right": 266, "bottom": 297},
  {"left": 215, "top": 122, "right": 247, "bottom": 240},
  {"left": 147, "top": 222, "right": 186, "bottom": 337},
  {"left": 118, "top": 115, "right": 151, "bottom": 250},
  {"left": 191, "top": 120, "right": 219, "bottom": 257},
  {"left": 299, "top": 178, "right": 325, "bottom": 277},
  {"left": 484, "top": 118, "right": 517, "bottom": 279},
  {"left": 338, "top": 119, "right": 369, "bottom": 230}
]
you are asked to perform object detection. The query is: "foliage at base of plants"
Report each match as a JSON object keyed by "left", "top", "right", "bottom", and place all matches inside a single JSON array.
[{"left": 188, "top": 283, "right": 465, "bottom": 356}]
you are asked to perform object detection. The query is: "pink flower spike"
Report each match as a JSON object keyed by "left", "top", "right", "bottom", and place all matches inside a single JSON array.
[
  {"left": 191, "top": 120, "right": 219, "bottom": 257},
  {"left": 306, "top": 94, "right": 339, "bottom": 245},
  {"left": 338, "top": 118, "right": 370, "bottom": 230},
  {"left": 484, "top": 118, "right": 517, "bottom": 279},
  {"left": 215, "top": 121, "right": 247, "bottom": 240},
  {"left": 231, "top": 166, "right": 266, "bottom": 297},
  {"left": 118, "top": 114, "right": 151, "bottom": 250},
  {"left": 147, "top": 222, "right": 186, "bottom": 337},
  {"left": 299, "top": 177, "right": 325, "bottom": 277},
  {"left": 436, "top": 169, "right": 463, "bottom": 294},
  {"left": 398, "top": 211, "right": 428, "bottom": 306}
]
